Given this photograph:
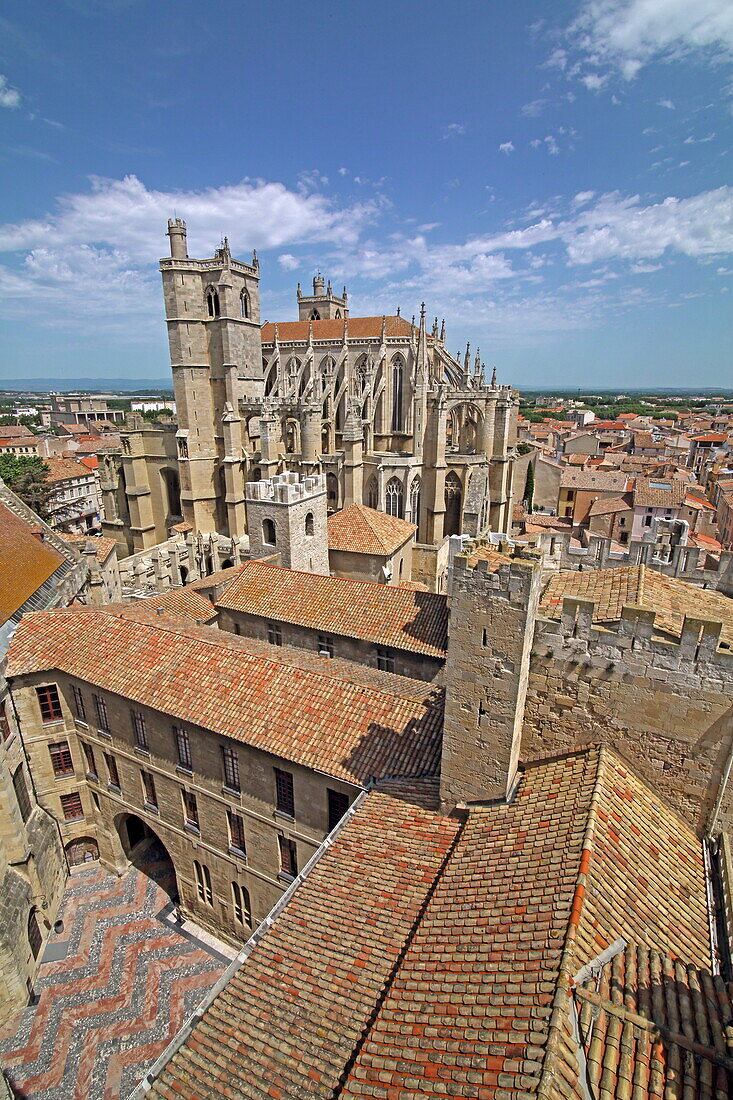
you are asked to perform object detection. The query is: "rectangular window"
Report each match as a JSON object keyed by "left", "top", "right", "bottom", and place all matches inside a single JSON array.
[
  {"left": 231, "top": 882, "right": 251, "bottom": 926},
  {"left": 36, "top": 684, "right": 62, "bottom": 723},
  {"left": 228, "top": 811, "right": 246, "bottom": 855},
  {"left": 182, "top": 790, "right": 199, "bottom": 831},
  {"left": 71, "top": 685, "right": 86, "bottom": 721},
  {"left": 278, "top": 836, "right": 298, "bottom": 879},
  {"left": 13, "top": 765, "right": 31, "bottom": 823},
  {"left": 82, "top": 743, "right": 97, "bottom": 778},
  {"left": 0, "top": 712, "right": 10, "bottom": 741},
  {"left": 194, "top": 860, "right": 212, "bottom": 905},
  {"left": 376, "top": 647, "right": 395, "bottom": 673},
  {"left": 93, "top": 694, "right": 109, "bottom": 733},
  {"left": 274, "top": 768, "right": 294, "bottom": 817},
  {"left": 267, "top": 621, "right": 283, "bottom": 646},
  {"left": 327, "top": 789, "right": 350, "bottom": 832},
  {"left": 60, "top": 792, "right": 83, "bottom": 821},
  {"left": 222, "top": 746, "right": 240, "bottom": 792},
  {"left": 174, "top": 727, "right": 192, "bottom": 770},
  {"left": 318, "top": 634, "right": 334, "bottom": 658},
  {"left": 104, "top": 753, "right": 120, "bottom": 790},
  {"left": 49, "top": 740, "right": 74, "bottom": 777},
  {"left": 131, "top": 711, "right": 148, "bottom": 751},
  {"left": 141, "top": 771, "right": 157, "bottom": 809}
]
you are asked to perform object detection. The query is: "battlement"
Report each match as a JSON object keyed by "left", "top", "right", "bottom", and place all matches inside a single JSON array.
[
  {"left": 535, "top": 594, "right": 733, "bottom": 676},
  {"left": 245, "top": 472, "right": 325, "bottom": 505}
]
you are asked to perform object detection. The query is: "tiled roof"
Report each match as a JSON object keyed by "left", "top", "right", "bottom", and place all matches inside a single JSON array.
[
  {"left": 464, "top": 545, "right": 514, "bottom": 570},
  {"left": 632, "top": 477, "right": 687, "bottom": 508},
  {"left": 540, "top": 564, "right": 733, "bottom": 646},
  {"left": 560, "top": 469, "right": 631, "bottom": 492},
  {"left": 261, "top": 315, "right": 417, "bottom": 343},
  {"left": 187, "top": 564, "right": 247, "bottom": 594},
  {"left": 7, "top": 608, "right": 443, "bottom": 785},
  {"left": 57, "top": 533, "right": 117, "bottom": 563},
  {"left": 147, "top": 746, "right": 713, "bottom": 1100},
  {"left": 0, "top": 504, "right": 64, "bottom": 625},
  {"left": 327, "top": 504, "right": 416, "bottom": 555},
  {"left": 121, "top": 588, "right": 217, "bottom": 623},
  {"left": 588, "top": 493, "right": 633, "bottom": 517},
  {"left": 216, "top": 561, "right": 449, "bottom": 657},
  {"left": 44, "top": 456, "right": 94, "bottom": 483},
  {"left": 523, "top": 514, "right": 574, "bottom": 531}
]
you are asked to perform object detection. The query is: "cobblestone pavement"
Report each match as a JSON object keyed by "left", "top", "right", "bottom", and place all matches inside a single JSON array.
[{"left": 0, "top": 862, "right": 233, "bottom": 1099}]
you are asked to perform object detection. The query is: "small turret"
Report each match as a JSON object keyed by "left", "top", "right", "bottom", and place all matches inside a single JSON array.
[
  {"left": 167, "top": 218, "right": 188, "bottom": 260},
  {"left": 313, "top": 272, "right": 325, "bottom": 295}
]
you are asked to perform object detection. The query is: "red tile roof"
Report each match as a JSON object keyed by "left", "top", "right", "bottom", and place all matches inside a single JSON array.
[
  {"left": 120, "top": 588, "right": 217, "bottom": 623},
  {"left": 7, "top": 608, "right": 443, "bottom": 785},
  {"left": 261, "top": 315, "right": 417, "bottom": 343},
  {"left": 148, "top": 745, "right": 713, "bottom": 1100},
  {"left": 44, "top": 456, "right": 94, "bottom": 483},
  {"left": 0, "top": 504, "right": 64, "bottom": 625},
  {"left": 57, "top": 533, "right": 117, "bottom": 563},
  {"left": 327, "top": 504, "right": 416, "bottom": 556},
  {"left": 216, "top": 561, "right": 448, "bottom": 657}
]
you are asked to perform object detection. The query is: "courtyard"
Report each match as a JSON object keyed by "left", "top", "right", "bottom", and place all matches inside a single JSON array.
[{"left": 0, "top": 861, "right": 236, "bottom": 1099}]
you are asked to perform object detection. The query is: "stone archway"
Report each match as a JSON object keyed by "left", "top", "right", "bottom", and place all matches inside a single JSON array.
[
  {"left": 65, "top": 836, "right": 99, "bottom": 867},
  {"left": 116, "top": 813, "right": 178, "bottom": 901}
]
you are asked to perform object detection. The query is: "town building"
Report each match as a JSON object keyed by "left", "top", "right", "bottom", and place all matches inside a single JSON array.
[{"left": 44, "top": 456, "right": 102, "bottom": 535}]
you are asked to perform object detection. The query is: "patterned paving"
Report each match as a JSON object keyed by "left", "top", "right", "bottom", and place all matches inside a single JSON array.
[{"left": 0, "top": 859, "right": 233, "bottom": 1099}]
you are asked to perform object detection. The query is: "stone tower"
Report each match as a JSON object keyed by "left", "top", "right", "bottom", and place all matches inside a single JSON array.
[
  {"left": 297, "top": 275, "right": 349, "bottom": 321},
  {"left": 245, "top": 472, "right": 330, "bottom": 575},
  {"left": 159, "top": 220, "right": 262, "bottom": 538},
  {"left": 440, "top": 543, "right": 543, "bottom": 811}
]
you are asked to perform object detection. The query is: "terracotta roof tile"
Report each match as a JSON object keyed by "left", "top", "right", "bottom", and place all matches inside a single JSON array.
[
  {"left": 261, "top": 315, "right": 417, "bottom": 343},
  {"left": 216, "top": 561, "right": 448, "bottom": 657},
  {"left": 120, "top": 588, "right": 217, "bottom": 623},
  {"left": 7, "top": 608, "right": 443, "bottom": 785},
  {"left": 57, "top": 533, "right": 117, "bottom": 563},
  {"left": 327, "top": 504, "right": 416, "bottom": 556},
  {"left": 541, "top": 564, "right": 733, "bottom": 646},
  {"left": 44, "top": 456, "right": 94, "bottom": 483},
  {"left": 0, "top": 504, "right": 64, "bottom": 624}
]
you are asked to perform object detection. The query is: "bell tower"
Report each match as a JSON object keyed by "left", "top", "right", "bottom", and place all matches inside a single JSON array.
[{"left": 297, "top": 275, "right": 349, "bottom": 321}]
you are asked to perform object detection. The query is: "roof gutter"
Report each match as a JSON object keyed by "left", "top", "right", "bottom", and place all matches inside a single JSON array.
[{"left": 128, "top": 782, "right": 373, "bottom": 1098}]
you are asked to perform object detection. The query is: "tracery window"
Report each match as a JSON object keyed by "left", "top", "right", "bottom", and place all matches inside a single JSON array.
[
  {"left": 391, "top": 357, "right": 404, "bottom": 432},
  {"left": 385, "top": 477, "right": 404, "bottom": 519},
  {"left": 240, "top": 289, "right": 250, "bottom": 318},
  {"left": 365, "top": 476, "right": 378, "bottom": 510},
  {"left": 206, "top": 288, "right": 220, "bottom": 318},
  {"left": 409, "top": 476, "right": 421, "bottom": 524}
]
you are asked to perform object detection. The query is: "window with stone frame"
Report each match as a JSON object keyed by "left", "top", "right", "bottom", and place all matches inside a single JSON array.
[
  {"left": 174, "top": 726, "right": 192, "bottom": 770},
  {"left": 267, "top": 621, "right": 283, "bottom": 647},
  {"left": 71, "top": 685, "right": 86, "bottom": 722},
  {"left": 376, "top": 646, "right": 395, "bottom": 673},
  {"left": 60, "top": 792, "right": 83, "bottom": 821},
  {"left": 182, "top": 789, "right": 199, "bottom": 831},
  {"left": 82, "top": 743, "right": 97, "bottom": 778},
  {"left": 221, "top": 745, "right": 241, "bottom": 792},
  {"left": 93, "top": 694, "right": 109, "bottom": 733},
  {"left": 49, "top": 740, "right": 74, "bottom": 777},
  {"left": 104, "top": 753, "right": 120, "bottom": 790},
  {"left": 385, "top": 477, "right": 404, "bottom": 519},
  {"left": 131, "top": 710, "right": 149, "bottom": 751},
  {"left": 194, "top": 860, "right": 213, "bottom": 905},
  {"left": 13, "top": 765, "right": 31, "bottom": 823},
  {"left": 318, "top": 634, "right": 334, "bottom": 658},
  {"left": 228, "top": 811, "right": 246, "bottom": 855},
  {"left": 141, "top": 770, "right": 157, "bottom": 810},
  {"left": 274, "top": 768, "right": 295, "bottom": 817},
  {"left": 327, "top": 788, "right": 350, "bottom": 832},
  {"left": 36, "top": 684, "right": 62, "bottom": 723},
  {"left": 278, "top": 835, "right": 298, "bottom": 879},
  {"left": 231, "top": 881, "right": 251, "bottom": 925}
]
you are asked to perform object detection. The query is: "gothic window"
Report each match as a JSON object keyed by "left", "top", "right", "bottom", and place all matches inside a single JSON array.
[
  {"left": 391, "top": 357, "right": 404, "bottom": 432},
  {"left": 385, "top": 477, "right": 404, "bottom": 519},
  {"left": 240, "top": 289, "right": 250, "bottom": 318},
  {"left": 335, "top": 309, "right": 341, "bottom": 319},
  {"left": 262, "top": 518, "right": 276, "bottom": 545},
  {"left": 231, "top": 882, "right": 251, "bottom": 925},
  {"left": 444, "top": 472, "right": 463, "bottom": 537},
  {"left": 264, "top": 364, "right": 277, "bottom": 397},
  {"left": 310, "top": 309, "right": 320, "bottom": 320},
  {"left": 206, "top": 288, "right": 220, "bottom": 318},
  {"left": 178, "top": 437, "right": 188, "bottom": 460},
  {"left": 194, "top": 860, "right": 212, "bottom": 904},
  {"left": 326, "top": 473, "right": 339, "bottom": 511},
  {"left": 365, "top": 476, "right": 378, "bottom": 510},
  {"left": 409, "top": 476, "right": 421, "bottom": 524},
  {"left": 305, "top": 512, "right": 314, "bottom": 536}
]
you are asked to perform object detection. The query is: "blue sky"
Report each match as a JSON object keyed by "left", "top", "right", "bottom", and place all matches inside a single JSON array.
[{"left": 0, "top": 0, "right": 731, "bottom": 389}]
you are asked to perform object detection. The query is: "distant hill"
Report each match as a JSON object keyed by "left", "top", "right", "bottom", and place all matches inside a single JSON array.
[{"left": 0, "top": 378, "right": 174, "bottom": 394}]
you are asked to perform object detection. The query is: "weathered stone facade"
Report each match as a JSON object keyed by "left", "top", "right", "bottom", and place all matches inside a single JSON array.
[{"left": 245, "top": 473, "right": 329, "bottom": 575}]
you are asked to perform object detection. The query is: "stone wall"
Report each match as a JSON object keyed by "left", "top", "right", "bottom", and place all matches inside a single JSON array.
[{"left": 523, "top": 597, "right": 733, "bottom": 836}]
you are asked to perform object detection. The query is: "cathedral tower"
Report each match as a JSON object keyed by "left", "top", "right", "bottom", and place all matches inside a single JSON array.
[
  {"left": 245, "top": 473, "right": 330, "bottom": 575},
  {"left": 297, "top": 275, "right": 349, "bottom": 321}
]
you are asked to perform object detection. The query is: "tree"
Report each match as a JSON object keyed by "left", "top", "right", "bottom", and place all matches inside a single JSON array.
[
  {"left": 0, "top": 455, "right": 53, "bottom": 520},
  {"left": 523, "top": 460, "right": 535, "bottom": 513}
]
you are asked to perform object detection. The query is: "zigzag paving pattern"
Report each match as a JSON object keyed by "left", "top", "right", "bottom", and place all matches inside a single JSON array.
[{"left": 0, "top": 863, "right": 234, "bottom": 1099}]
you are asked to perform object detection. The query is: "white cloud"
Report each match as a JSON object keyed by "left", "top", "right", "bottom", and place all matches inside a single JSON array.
[
  {"left": 684, "top": 132, "right": 716, "bottom": 143},
  {"left": 442, "top": 122, "right": 467, "bottom": 139},
  {"left": 337, "top": 167, "right": 349, "bottom": 176},
  {"left": 0, "top": 74, "right": 21, "bottom": 109},
  {"left": 521, "top": 99, "right": 549, "bottom": 117},
  {"left": 565, "top": 0, "right": 733, "bottom": 86},
  {"left": 499, "top": 142, "right": 515, "bottom": 154},
  {"left": 545, "top": 135, "right": 561, "bottom": 154},
  {"left": 278, "top": 253, "right": 299, "bottom": 270},
  {"left": 657, "top": 98, "right": 676, "bottom": 109}
]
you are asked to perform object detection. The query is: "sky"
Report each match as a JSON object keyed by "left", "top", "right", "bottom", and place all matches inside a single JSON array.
[{"left": 0, "top": 0, "right": 731, "bottom": 390}]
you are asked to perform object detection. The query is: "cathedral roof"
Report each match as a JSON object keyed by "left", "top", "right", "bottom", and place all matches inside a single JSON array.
[
  {"left": 261, "top": 315, "right": 417, "bottom": 344},
  {"left": 216, "top": 561, "right": 448, "bottom": 657},
  {"left": 7, "top": 606, "right": 443, "bottom": 786},
  {"left": 145, "top": 745, "right": 718, "bottom": 1100},
  {"left": 327, "top": 504, "right": 416, "bottom": 556}
]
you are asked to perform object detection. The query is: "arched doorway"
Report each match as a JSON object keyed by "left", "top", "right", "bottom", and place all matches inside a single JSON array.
[
  {"left": 116, "top": 814, "right": 178, "bottom": 901},
  {"left": 444, "top": 472, "right": 463, "bottom": 537},
  {"left": 65, "top": 836, "right": 99, "bottom": 867}
]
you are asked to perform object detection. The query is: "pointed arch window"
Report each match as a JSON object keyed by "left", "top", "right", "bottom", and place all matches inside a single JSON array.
[
  {"left": 409, "top": 476, "right": 421, "bottom": 525},
  {"left": 391, "top": 357, "right": 404, "bottom": 432},
  {"left": 240, "top": 289, "right": 251, "bottom": 318},
  {"left": 310, "top": 309, "right": 320, "bottom": 320},
  {"left": 365, "top": 475, "right": 378, "bottom": 510},
  {"left": 444, "top": 472, "right": 463, "bottom": 537},
  {"left": 206, "top": 287, "right": 220, "bottom": 318},
  {"left": 385, "top": 477, "right": 404, "bottom": 519}
]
